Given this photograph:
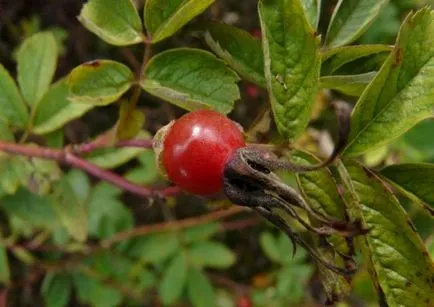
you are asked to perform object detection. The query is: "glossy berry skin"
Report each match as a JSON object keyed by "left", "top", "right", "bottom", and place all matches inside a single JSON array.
[{"left": 163, "top": 109, "right": 246, "bottom": 195}]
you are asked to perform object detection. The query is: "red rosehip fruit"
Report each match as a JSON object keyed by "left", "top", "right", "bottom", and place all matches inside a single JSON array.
[{"left": 161, "top": 109, "right": 246, "bottom": 196}]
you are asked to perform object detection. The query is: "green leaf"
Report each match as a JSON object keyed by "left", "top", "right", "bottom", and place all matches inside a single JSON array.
[
  {"left": 116, "top": 101, "right": 145, "bottom": 140},
  {"left": 0, "top": 121, "right": 14, "bottom": 142},
  {"left": 86, "top": 131, "right": 150, "bottom": 169},
  {"left": 292, "top": 151, "right": 345, "bottom": 219},
  {"left": 66, "top": 170, "right": 91, "bottom": 203},
  {"left": 301, "top": 0, "right": 320, "bottom": 29},
  {"left": 0, "top": 236, "right": 10, "bottom": 284},
  {"left": 344, "top": 9, "right": 434, "bottom": 157},
  {"left": 128, "top": 233, "right": 180, "bottom": 264},
  {"left": 181, "top": 222, "right": 220, "bottom": 244},
  {"left": 141, "top": 48, "right": 240, "bottom": 114},
  {"left": 51, "top": 177, "right": 88, "bottom": 242},
  {"left": 145, "top": 0, "right": 215, "bottom": 43},
  {"left": 159, "top": 252, "right": 188, "bottom": 305},
  {"left": 125, "top": 151, "right": 159, "bottom": 185},
  {"left": 17, "top": 32, "right": 58, "bottom": 106},
  {"left": 259, "top": 0, "right": 321, "bottom": 142},
  {"left": 338, "top": 161, "right": 434, "bottom": 307},
  {"left": 1, "top": 188, "right": 58, "bottom": 229},
  {"left": 0, "top": 156, "right": 32, "bottom": 195},
  {"left": 73, "top": 273, "right": 123, "bottom": 307},
  {"left": 319, "top": 72, "right": 376, "bottom": 96},
  {"left": 187, "top": 267, "right": 216, "bottom": 307},
  {"left": 400, "top": 119, "right": 434, "bottom": 162},
  {"left": 321, "top": 44, "right": 392, "bottom": 75},
  {"left": 380, "top": 164, "right": 434, "bottom": 214},
  {"left": 0, "top": 65, "right": 28, "bottom": 128},
  {"left": 325, "top": 0, "right": 389, "bottom": 47},
  {"left": 88, "top": 183, "right": 133, "bottom": 238},
  {"left": 33, "top": 78, "right": 93, "bottom": 135},
  {"left": 44, "top": 129, "right": 64, "bottom": 148},
  {"left": 188, "top": 241, "right": 236, "bottom": 269},
  {"left": 291, "top": 151, "right": 351, "bottom": 301},
  {"left": 204, "top": 22, "right": 265, "bottom": 87},
  {"left": 259, "top": 232, "right": 282, "bottom": 263},
  {"left": 78, "top": 0, "right": 144, "bottom": 46},
  {"left": 68, "top": 60, "right": 134, "bottom": 106},
  {"left": 42, "top": 272, "right": 72, "bottom": 307}
]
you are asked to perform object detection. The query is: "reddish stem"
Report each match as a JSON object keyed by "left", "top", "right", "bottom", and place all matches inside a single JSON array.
[
  {"left": 0, "top": 141, "right": 180, "bottom": 198},
  {"left": 73, "top": 138, "right": 153, "bottom": 155}
]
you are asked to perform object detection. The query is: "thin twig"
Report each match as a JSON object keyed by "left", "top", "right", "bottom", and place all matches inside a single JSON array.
[
  {"left": 101, "top": 206, "right": 248, "bottom": 248},
  {"left": 0, "top": 141, "right": 180, "bottom": 198},
  {"left": 72, "top": 138, "right": 153, "bottom": 155}
]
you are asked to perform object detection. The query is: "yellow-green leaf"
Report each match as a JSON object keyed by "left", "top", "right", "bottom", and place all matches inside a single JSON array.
[
  {"left": 68, "top": 60, "right": 134, "bottom": 106},
  {"left": 33, "top": 78, "right": 93, "bottom": 135},
  {"left": 79, "top": 0, "right": 144, "bottom": 46}
]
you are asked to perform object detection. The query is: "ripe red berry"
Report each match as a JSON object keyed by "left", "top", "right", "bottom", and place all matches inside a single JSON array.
[{"left": 161, "top": 109, "right": 246, "bottom": 196}]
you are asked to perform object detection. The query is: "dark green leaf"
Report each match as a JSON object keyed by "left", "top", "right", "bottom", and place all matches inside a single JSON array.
[
  {"left": 380, "top": 164, "right": 434, "bottom": 215},
  {"left": 301, "top": 0, "right": 320, "bottom": 29},
  {"left": 0, "top": 65, "right": 28, "bottom": 128},
  {"left": 325, "top": 0, "right": 389, "bottom": 47},
  {"left": 141, "top": 48, "right": 240, "bottom": 114},
  {"left": 181, "top": 222, "right": 220, "bottom": 244},
  {"left": 259, "top": 0, "right": 321, "bottom": 142},
  {"left": 33, "top": 78, "right": 93, "bottom": 135},
  {"left": 321, "top": 44, "right": 392, "bottom": 75},
  {"left": 187, "top": 267, "right": 216, "bottom": 307},
  {"left": 338, "top": 161, "right": 434, "bottom": 306},
  {"left": 42, "top": 272, "right": 72, "bottom": 307},
  {"left": 17, "top": 32, "right": 58, "bottom": 106},
  {"left": 79, "top": 0, "right": 144, "bottom": 46},
  {"left": 259, "top": 232, "right": 282, "bottom": 263},
  {"left": 51, "top": 177, "right": 88, "bottom": 242},
  {"left": 159, "top": 252, "right": 188, "bottom": 305},
  {"left": 320, "top": 72, "right": 376, "bottom": 96},
  {"left": 145, "top": 0, "right": 215, "bottom": 43},
  {"left": 68, "top": 60, "right": 134, "bottom": 106},
  {"left": 188, "top": 241, "right": 236, "bottom": 269},
  {"left": 73, "top": 273, "right": 123, "bottom": 307},
  {"left": 1, "top": 188, "right": 58, "bottom": 229},
  {"left": 204, "top": 22, "right": 265, "bottom": 87},
  {"left": 344, "top": 9, "right": 434, "bottom": 157},
  {"left": 128, "top": 233, "right": 179, "bottom": 264}
]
